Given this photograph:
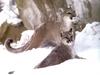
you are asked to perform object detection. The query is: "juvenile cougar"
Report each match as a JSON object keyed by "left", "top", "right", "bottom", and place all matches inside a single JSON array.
[{"left": 35, "top": 43, "right": 73, "bottom": 68}]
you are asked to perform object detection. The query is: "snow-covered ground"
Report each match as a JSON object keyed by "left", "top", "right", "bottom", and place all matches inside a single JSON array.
[{"left": 0, "top": 22, "right": 100, "bottom": 75}]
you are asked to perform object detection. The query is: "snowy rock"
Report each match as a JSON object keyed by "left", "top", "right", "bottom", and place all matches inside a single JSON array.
[{"left": 0, "top": 0, "right": 21, "bottom": 26}]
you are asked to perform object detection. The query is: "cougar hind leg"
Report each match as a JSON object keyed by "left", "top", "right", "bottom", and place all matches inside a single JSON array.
[{"left": 35, "top": 43, "right": 73, "bottom": 68}]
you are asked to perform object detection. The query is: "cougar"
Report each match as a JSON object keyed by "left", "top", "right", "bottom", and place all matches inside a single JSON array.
[
  {"left": 4, "top": 7, "right": 76, "bottom": 53},
  {"left": 4, "top": 21, "right": 62, "bottom": 53}
]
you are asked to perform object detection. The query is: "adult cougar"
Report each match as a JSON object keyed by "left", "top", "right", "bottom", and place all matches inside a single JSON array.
[
  {"left": 4, "top": 8, "right": 76, "bottom": 53},
  {"left": 4, "top": 21, "right": 62, "bottom": 53}
]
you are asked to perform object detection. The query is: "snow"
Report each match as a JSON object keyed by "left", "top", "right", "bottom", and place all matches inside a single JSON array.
[
  {"left": 74, "top": 22, "right": 100, "bottom": 62},
  {"left": 0, "top": 21, "right": 100, "bottom": 75},
  {"left": 0, "top": 0, "right": 21, "bottom": 26},
  {"left": 0, "top": 45, "right": 54, "bottom": 75}
]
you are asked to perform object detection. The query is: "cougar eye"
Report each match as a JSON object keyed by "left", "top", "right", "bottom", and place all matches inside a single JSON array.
[{"left": 69, "top": 28, "right": 72, "bottom": 32}]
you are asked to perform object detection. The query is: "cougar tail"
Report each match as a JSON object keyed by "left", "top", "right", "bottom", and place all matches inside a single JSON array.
[
  {"left": 4, "top": 25, "right": 47, "bottom": 53},
  {"left": 4, "top": 38, "right": 30, "bottom": 53}
]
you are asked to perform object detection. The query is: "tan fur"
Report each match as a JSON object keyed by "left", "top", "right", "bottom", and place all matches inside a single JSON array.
[
  {"left": 4, "top": 8, "right": 76, "bottom": 53},
  {"left": 4, "top": 21, "right": 62, "bottom": 53}
]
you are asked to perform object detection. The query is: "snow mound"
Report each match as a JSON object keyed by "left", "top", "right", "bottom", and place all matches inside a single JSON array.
[
  {"left": 0, "top": 22, "right": 100, "bottom": 75},
  {"left": 74, "top": 22, "right": 100, "bottom": 62}
]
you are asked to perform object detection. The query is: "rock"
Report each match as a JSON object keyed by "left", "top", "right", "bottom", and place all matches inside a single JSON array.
[
  {"left": 0, "top": 21, "right": 26, "bottom": 44},
  {"left": 0, "top": 21, "right": 8, "bottom": 43}
]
